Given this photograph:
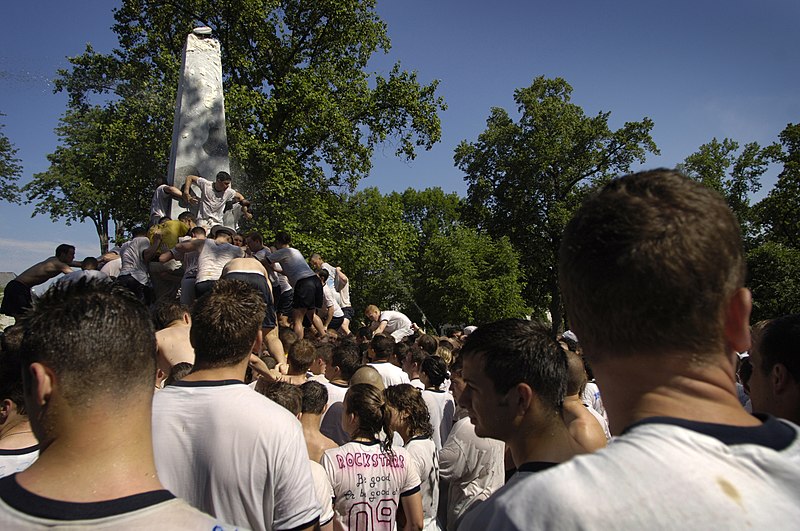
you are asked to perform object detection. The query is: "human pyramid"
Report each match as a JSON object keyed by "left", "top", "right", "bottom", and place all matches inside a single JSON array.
[{"left": 0, "top": 168, "right": 798, "bottom": 530}]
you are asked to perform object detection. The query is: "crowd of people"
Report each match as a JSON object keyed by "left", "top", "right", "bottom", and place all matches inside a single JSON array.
[{"left": 0, "top": 168, "right": 798, "bottom": 530}]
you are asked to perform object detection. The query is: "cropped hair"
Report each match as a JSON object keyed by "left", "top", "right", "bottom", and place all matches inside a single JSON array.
[
  {"left": 331, "top": 344, "right": 362, "bottom": 381},
  {"left": 190, "top": 226, "right": 206, "bottom": 237},
  {"left": 178, "top": 211, "right": 196, "bottom": 223},
  {"left": 371, "top": 334, "right": 394, "bottom": 360},
  {"left": 216, "top": 171, "right": 232, "bottom": 182},
  {"left": 279, "top": 327, "right": 299, "bottom": 354},
  {"left": 246, "top": 231, "right": 263, "bottom": 244},
  {"left": 559, "top": 169, "right": 745, "bottom": 359},
  {"left": 275, "top": 231, "right": 292, "bottom": 246},
  {"left": 0, "top": 326, "right": 26, "bottom": 414},
  {"left": 384, "top": 383, "right": 433, "bottom": 439},
  {"left": 131, "top": 227, "right": 148, "bottom": 238},
  {"left": 81, "top": 257, "right": 99, "bottom": 270},
  {"left": 346, "top": 383, "right": 394, "bottom": 453},
  {"left": 393, "top": 342, "right": 409, "bottom": 361},
  {"left": 260, "top": 381, "right": 302, "bottom": 416},
  {"left": 565, "top": 350, "right": 588, "bottom": 396},
  {"left": 300, "top": 380, "right": 328, "bottom": 414},
  {"left": 20, "top": 279, "right": 156, "bottom": 408},
  {"left": 755, "top": 314, "right": 800, "bottom": 382},
  {"left": 417, "top": 334, "right": 438, "bottom": 355},
  {"left": 315, "top": 342, "right": 334, "bottom": 364},
  {"left": 461, "top": 318, "right": 567, "bottom": 412},
  {"left": 289, "top": 339, "right": 317, "bottom": 372},
  {"left": 190, "top": 280, "right": 266, "bottom": 368},
  {"left": 406, "top": 344, "right": 427, "bottom": 367},
  {"left": 153, "top": 301, "right": 188, "bottom": 329},
  {"left": 318, "top": 269, "right": 330, "bottom": 282},
  {"left": 164, "top": 362, "right": 193, "bottom": 386},
  {"left": 55, "top": 244, "right": 75, "bottom": 258},
  {"left": 421, "top": 355, "right": 449, "bottom": 389}
]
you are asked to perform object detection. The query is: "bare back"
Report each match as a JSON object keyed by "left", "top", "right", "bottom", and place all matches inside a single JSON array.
[
  {"left": 155, "top": 324, "right": 195, "bottom": 373},
  {"left": 304, "top": 425, "right": 338, "bottom": 463},
  {"left": 16, "top": 257, "right": 74, "bottom": 287},
  {"left": 562, "top": 396, "right": 608, "bottom": 453}
]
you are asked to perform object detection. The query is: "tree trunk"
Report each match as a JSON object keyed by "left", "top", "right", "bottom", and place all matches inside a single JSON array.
[{"left": 93, "top": 215, "right": 110, "bottom": 255}]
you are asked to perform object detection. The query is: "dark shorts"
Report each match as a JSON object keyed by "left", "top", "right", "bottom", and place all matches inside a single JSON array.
[
  {"left": 115, "top": 275, "right": 153, "bottom": 306},
  {"left": 224, "top": 272, "right": 277, "bottom": 329},
  {"left": 273, "top": 286, "right": 293, "bottom": 316},
  {"left": 0, "top": 279, "right": 32, "bottom": 317},
  {"left": 329, "top": 314, "right": 345, "bottom": 331},
  {"left": 341, "top": 306, "right": 354, "bottom": 321},
  {"left": 193, "top": 279, "right": 216, "bottom": 300},
  {"left": 293, "top": 275, "right": 323, "bottom": 310}
]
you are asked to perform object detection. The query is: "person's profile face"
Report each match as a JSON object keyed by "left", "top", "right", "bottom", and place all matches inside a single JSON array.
[
  {"left": 459, "top": 354, "right": 512, "bottom": 440},
  {"left": 214, "top": 178, "right": 232, "bottom": 191},
  {"left": 367, "top": 310, "right": 379, "bottom": 322}
]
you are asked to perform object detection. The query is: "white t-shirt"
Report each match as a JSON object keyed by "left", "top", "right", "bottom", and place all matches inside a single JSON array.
[
  {"left": 582, "top": 381, "right": 608, "bottom": 424},
  {"left": 0, "top": 475, "right": 230, "bottom": 530},
  {"left": 0, "top": 447, "right": 39, "bottom": 479},
  {"left": 55, "top": 269, "right": 109, "bottom": 287},
  {"left": 323, "top": 440, "right": 421, "bottom": 531},
  {"left": 196, "top": 177, "right": 236, "bottom": 226},
  {"left": 405, "top": 437, "right": 441, "bottom": 531},
  {"left": 119, "top": 237, "right": 151, "bottom": 284},
  {"left": 334, "top": 269, "right": 351, "bottom": 308},
  {"left": 422, "top": 389, "right": 456, "bottom": 451},
  {"left": 152, "top": 380, "right": 321, "bottom": 531},
  {"left": 458, "top": 415, "right": 800, "bottom": 530},
  {"left": 264, "top": 247, "right": 317, "bottom": 287},
  {"left": 310, "top": 460, "right": 335, "bottom": 527},
  {"left": 196, "top": 240, "right": 245, "bottom": 283},
  {"left": 321, "top": 284, "right": 344, "bottom": 318},
  {"left": 100, "top": 255, "right": 122, "bottom": 279},
  {"left": 150, "top": 184, "right": 173, "bottom": 220},
  {"left": 409, "top": 378, "right": 425, "bottom": 391},
  {"left": 379, "top": 311, "right": 413, "bottom": 343},
  {"left": 369, "top": 361, "right": 411, "bottom": 388},
  {"left": 439, "top": 416, "right": 505, "bottom": 531}
]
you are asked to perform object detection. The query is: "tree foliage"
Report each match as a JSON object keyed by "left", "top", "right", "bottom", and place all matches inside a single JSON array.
[
  {"left": 679, "top": 137, "right": 772, "bottom": 247},
  {"left": 0, "top": 116, "right": 22, "bottom": 203},
  {"left": 417, "top": 225, "right": 528, "bottom": 327},
  {"left": 456, "top": 76, "right": 658, "bottom": 331},
  {"left": 754, "top": 123, "right": 800, "bottom": 248},
  {"left": 747, "top": 242, "right": 800, "bottom": 322}
]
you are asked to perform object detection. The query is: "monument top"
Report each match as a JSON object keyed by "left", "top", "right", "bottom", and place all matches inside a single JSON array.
[{"left": 192, "top": 26, "right": 213, "bottom": 36}]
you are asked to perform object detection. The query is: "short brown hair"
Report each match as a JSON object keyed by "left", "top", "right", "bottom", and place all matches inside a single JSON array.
[
  {"left": 559, "top": 169, "right": 745, "bottom": 359},
  {"left": 288, "top": 339, "right": 316, "bottom": 372},
  {"left": 190, "top": 280, "right": 266, "bottom": 368}
]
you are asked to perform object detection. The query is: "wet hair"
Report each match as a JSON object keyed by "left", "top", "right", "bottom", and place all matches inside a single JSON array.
[
  {"left": 164, "top": 362, "right": 193, "bottom": 386},
  {"left": 417, "top": 334, "right": 438, "bottom": 355},
  {"left": 178, "top": 211, "right": 196, "bottom": 223},
  {"left": 371, "top": 334, "right": 394, "bottom": 360},
  {"left": 384, "top": 383, "right": 433, "bottom": 439},
  {"left": 318, "top": 269, "right": 330, "bottom": 282},
  {"left": 406, "top": 345, "right": 427, "bottom": 367},
  {"left": 315, "top": 342, "right": 334, "bottom": 365},
  {"left": 275, "top": 231, "right": 292, "bottom": 246},
  {"left": 393, "top": 342, "right": 409, "bottom": 362},
  {"left": 560, "top": 169, "right": 745, "bottom": 360},
  {"left": 461, "top": 318, "right": 568, "bottom": 412},
  {"left": 345, "top": 383, "right": 394, "bottom": 453},
  {"left": 260, "top": 381, "right": 302, "bottom": 416},
  {"left": 0, "top": 326, "right": 26, "bottom": 414},
  {"left": 81, "top": 257, "right": 99, "bottom": 270},
  {"left": 755, "top": 314, "right": 800, "bottom": 382},
  {"left": 331, "top": 344, "right": 362, "bottom": 381},
  {"left": 153, "top": 301, "right": 189, "bottom": 329},
  {"left": 20, "top": 279, "right": 156, "bottom": 407},
  {"left": 55, "top": 244, "right": 75, "bottom": 258},
  {"left": 289, "top": 339, "right": 317, "bottom": 372},
  {"left": 300, "top": 380, "right": 328, "bottom": 415},
  {"left": 421, "top": 356, "right": 449, "bottom": 389},
  {"left": 190, "top": 280, "right": 266, "bottom": 368}
]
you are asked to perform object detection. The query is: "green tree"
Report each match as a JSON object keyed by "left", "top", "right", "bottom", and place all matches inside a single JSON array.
[
  {"left": 455, "top": 76, "right": 658, "bottom": 332},
  {"left": 49, "top": 0, "right": 445, "bottom": 250},
  {"left": 0, "top": 116, "right": 22, "bottom": 203},
  {"left": 678, "top": 137, "right": 771, "bottom": 247},
  {"left": 754, "top": 123, "right": 800, "bottom": 248},
  {"left": 416, "top": 225, "right": 528, "bottom": 327},
  {"left": 747, "top": 242, "right": 800, "bottom": 321}
]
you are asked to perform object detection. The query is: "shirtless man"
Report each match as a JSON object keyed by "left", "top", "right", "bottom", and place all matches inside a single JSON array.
[
  {"left": 182, "top": 171, "right": 251, "bottom": 230},
  {"left": 1, "top": 244, "right": 78, "bottom": 321},
  {"left": 561, "top": 350, "right": 608, "bottom": 451},
  {"left": 299, "top": 381, "right": 338, "bottom": 463},
  {"left": 222, "top": 256, "right": 285, "bottom": 364},
  {"left": 153, "top": 302, "right": 195, "bottom": 387}
]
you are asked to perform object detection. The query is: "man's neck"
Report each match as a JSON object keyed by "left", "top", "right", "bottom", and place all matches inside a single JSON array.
[
  {"left": 509, "top": 413, "right": 579, "bottom": 466},
  {"left": 16, "top": 402, "right": 163, "bottom": 502},
  {"left": 166, "top": 319, "right": 189, "bottom": 329},
  {"left": 301, "top": 414, "right": 323, "bottom": 431},
  {"left": 183, "top": 357, "right": 248, "bottom": 382},
  {"left": 0, "top": 417, "right": 37, "bottom": 449},
  {"left": 592, "top": 351, "right": 759, "bottom": 435}
]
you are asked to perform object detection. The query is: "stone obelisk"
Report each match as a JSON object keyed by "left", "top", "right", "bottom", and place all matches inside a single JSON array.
[{"left": 167, "top": 27, "right": 238, "bottom": 227}]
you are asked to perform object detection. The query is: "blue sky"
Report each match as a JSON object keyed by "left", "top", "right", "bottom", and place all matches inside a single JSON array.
[{"left": 1, "top": 0, "right": 798, "bottom": 276}]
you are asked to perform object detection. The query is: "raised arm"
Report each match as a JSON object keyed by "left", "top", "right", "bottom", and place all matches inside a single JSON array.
[
  {"left": 163, "top": 185, "right": 183, "bottom": 200},
  {"left": 182, "top": 175, "right": 200, "bottom": 205}
]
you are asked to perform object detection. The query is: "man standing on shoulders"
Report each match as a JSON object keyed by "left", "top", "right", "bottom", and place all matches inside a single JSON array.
[
  {"left": 1, "top": 244, "right": 79, "bottom": 321},
  {"left": 460, "top": 169, "right": 800, "bottom": 529},
  {"left": 183, "top": 171, "right": 251, "bottom": 230},
  {"left": 152, "top": 279, "right": 320, "bottom": 531},
  {"left": 0, "top": 279, "right": 229, "bottom": 528}
]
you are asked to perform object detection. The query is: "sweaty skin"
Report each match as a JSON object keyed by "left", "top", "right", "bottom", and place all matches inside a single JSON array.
[{"left": 16, "top": 252, "right": 77, "bottom": 287}]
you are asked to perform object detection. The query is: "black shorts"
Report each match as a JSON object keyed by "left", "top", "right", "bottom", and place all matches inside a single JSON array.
[
  {"left": 0, "top": 279, "right": 32, "bottom": 317},
  {"left": 193, "top": 279, "right": 216, "bottom": 300},
  {"left": 115, "top": 275, "right": 154, "bottom": 306},
  {"left": 341, "top": 306, "right": 354, "bottom": 321},
  {"left": 293, "top": 275, "right": 323, "bottom": 310},
  {"left": 329, "top": 315, "right": 345, "bottom": 331},
  {"left": 224, "top": 272, "right": 277, "bottom": 329},
  {"left": 274, "top": 287, "right": 293, "bottom": 316}
]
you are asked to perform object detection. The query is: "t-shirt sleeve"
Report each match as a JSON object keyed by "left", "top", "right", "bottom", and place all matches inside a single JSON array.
[
  {"left": 264, "top": 247, "right": 290, "bottom": 264},
  {"left": 271, "top": 423, "right": 322, "bottom": 530},
  {"left": 400, "top": 449, "right": 422, "bottom": 495},
  {"left": 310, "top": 461, "right": 335, "bottom": 526}
]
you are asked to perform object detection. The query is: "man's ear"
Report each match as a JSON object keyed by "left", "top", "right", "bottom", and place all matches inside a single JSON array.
[
  {"left": 29, "top": 362, "right": 54, "bottom": 407},
  {"left": 0, "top": 399, "right": 13, "bottom": 423},
  {"left": 512, "top": 383, "right": 534, "bottom": 415},
  {"left": 724, "top": 288, "right": 752, "bottom": 355},
  {"left": 772, "top": 363, "right": 792, "bottom": 395},
  {"left": 183, "top": 312, "right": 191, "bottom": 325}
]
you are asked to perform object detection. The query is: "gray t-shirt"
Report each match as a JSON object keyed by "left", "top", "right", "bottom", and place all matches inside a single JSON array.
[
  {"left": 264, "top": 247, "right": 317, "bottom": 287},
  {"left": 119, "top": 237, "right": 151, "bottom": 284}
]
